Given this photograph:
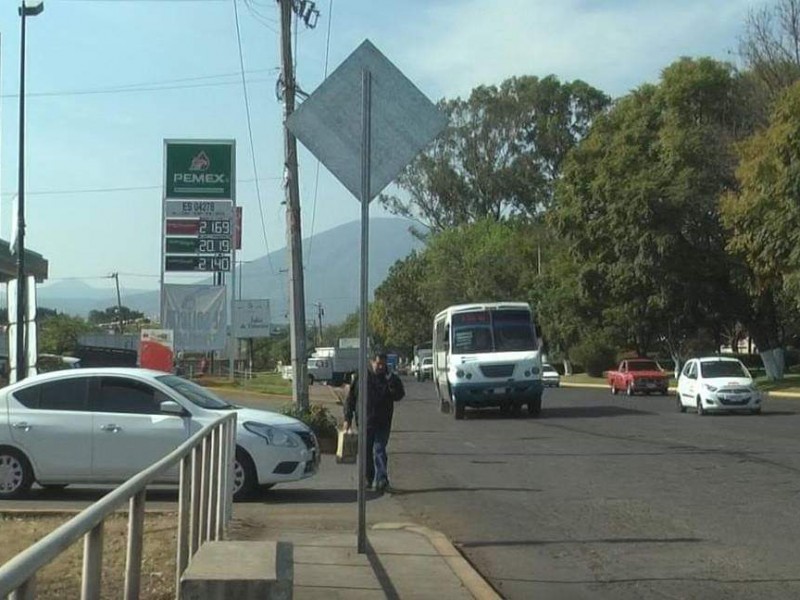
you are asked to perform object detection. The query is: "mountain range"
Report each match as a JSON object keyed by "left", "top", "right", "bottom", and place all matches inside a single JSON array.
[{"left": 37, "top": 218, "right": 423, "bottom": 325}]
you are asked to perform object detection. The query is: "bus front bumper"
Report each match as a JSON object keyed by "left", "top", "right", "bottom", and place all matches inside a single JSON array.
[{"left": 452, "top": 380, "right": 543, "bottom": 407}]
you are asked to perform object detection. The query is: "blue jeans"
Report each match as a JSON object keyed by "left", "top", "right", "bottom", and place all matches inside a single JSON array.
[{"left": 366, "top": 426, "right": 391, "bottom": 485}]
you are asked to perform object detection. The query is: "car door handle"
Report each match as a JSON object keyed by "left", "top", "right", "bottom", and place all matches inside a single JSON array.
[
  {"left": 100, "top": 424, "right": 122, "bottom": 433},
  {"left": 12, "top": 422, "right": 31, "bottom": 431}
]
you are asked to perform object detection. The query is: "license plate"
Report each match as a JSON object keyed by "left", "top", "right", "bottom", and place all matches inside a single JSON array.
[{"left": 493, "top": 387, "right": 506, "bottom": 394}]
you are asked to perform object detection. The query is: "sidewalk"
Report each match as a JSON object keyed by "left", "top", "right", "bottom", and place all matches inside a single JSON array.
[{"left": 229, "top": 444, "right": 499, "bottom": 599}]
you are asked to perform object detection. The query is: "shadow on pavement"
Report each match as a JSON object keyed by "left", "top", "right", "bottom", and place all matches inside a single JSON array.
[
  {"left": 459, "top": 536, "right": 703, "bottom": 548},
  {"left": 388, "top": 486, "right": 540, "bottom": 496},
  {"left": 366, "top": 537, "right": 402, "bottom": 600},
  {"left": 249, "top": 488, "right": 386, "bottom": 504}
]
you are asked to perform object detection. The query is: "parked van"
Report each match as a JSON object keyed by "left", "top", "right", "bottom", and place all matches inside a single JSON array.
[{"left": 433, "top": 302, "right": 543, "bottom": 419}]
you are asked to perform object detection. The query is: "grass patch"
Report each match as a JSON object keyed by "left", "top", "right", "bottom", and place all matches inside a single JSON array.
[
  {"left": 754, "top": 372, "right": 800, "bottom": 394},
  {"left": 0, "top": 512, "right": 177, "bottom": 599},
  {"left": 198, "top": 372, "right": 292, "bottom": 396}
]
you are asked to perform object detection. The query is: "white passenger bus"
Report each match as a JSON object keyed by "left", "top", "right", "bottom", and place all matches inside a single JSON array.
[{"left": 432, "top": 302, "right": 543, "bottom": 419}]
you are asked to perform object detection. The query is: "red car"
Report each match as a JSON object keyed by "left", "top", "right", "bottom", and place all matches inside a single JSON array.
[{"left": 607, "top": 359, "right": 669, "bottom": 395}]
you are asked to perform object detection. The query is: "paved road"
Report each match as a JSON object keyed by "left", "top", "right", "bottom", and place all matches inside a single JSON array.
[{"left": 389, "top": 378, "right": 800, "bottom": 599}]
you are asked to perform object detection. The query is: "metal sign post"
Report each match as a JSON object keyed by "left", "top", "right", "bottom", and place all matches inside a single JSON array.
[
  {"left": 285, "top": 39, "right": 447, "bottom": 555},
  {"left": 357, "top": 69, "right": 372, "bottom": 554}
]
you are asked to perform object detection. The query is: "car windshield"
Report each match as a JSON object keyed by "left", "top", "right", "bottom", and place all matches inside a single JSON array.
[
  {"left": 452, "top": 309, "right": 536, "bottom": 354},
  {"left": 628, "top": 361, "right": 661, "bottom": 371},
  {"left": 543, "top": 364, "right": 557, "bottom": 373},
  {"left": 156, "top": 375, "right": 234, "bottom": 410},
  {"left": 700, "top": 361, "right": 750, "bottom": 379},
  {"left": 422, "top": 358, "right": 432, "bottom": 365}
]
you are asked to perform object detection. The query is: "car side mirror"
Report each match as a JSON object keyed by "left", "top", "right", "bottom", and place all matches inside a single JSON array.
[{"left": 160, "top": 400, "right": 187, "bottom": 416}]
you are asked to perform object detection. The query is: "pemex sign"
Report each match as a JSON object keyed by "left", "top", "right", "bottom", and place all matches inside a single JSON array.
[{"left": 164, "top": 141, "right": 234, "bottom": 199}]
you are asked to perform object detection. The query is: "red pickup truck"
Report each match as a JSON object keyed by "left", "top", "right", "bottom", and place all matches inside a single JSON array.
[{"left": 607, "top": 359, "right": 669, "bottom": 396}]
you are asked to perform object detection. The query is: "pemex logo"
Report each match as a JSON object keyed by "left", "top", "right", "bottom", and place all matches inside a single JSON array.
[{"left": 189, "top": 151, "right": 211, "bottom": 171}]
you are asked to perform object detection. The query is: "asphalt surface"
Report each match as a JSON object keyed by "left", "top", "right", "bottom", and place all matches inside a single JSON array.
[{"left": 389, "top": 379, "right": 800, "bottom": 600}]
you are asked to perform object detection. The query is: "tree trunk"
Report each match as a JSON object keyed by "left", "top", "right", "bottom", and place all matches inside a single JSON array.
[
  {"left": 760, "top": 347, "right": 785, "bottom": 381},
  {"left": 562, "top": 359, "right": 573, "bottom": 376}
]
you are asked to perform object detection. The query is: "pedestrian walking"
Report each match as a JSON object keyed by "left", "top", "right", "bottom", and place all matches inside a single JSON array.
[{"left": 344, "top": 352, "right": 405, "bottom": 493}]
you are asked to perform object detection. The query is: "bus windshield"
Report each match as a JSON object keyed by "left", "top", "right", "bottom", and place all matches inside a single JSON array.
[{"left": 451, "top": 309, "right": 536, "bottom": 354}]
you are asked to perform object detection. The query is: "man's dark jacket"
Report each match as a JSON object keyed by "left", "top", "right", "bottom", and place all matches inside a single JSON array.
[{"left": 344, "top": 369, "right": 405, "bottom": 429}]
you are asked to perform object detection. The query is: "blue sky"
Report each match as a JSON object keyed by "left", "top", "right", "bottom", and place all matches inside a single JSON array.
[{"left": 0, "top": 0, "right": 757, "bottom": 293}]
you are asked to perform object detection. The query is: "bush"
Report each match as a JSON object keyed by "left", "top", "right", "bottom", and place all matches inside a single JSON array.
[
  {"left": 569, "top": 337, "right": 617, "bottom": 377},
  {"left": 280, "top": 403, "right": 338, "bottom": 439}
]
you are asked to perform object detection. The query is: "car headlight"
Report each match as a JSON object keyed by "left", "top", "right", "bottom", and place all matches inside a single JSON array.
[
  {"left": 703, "top": 384, "right": 718, "bottom": 392},
  {"left": 243, "top": 422, "right": 299, "bottom": 447}
]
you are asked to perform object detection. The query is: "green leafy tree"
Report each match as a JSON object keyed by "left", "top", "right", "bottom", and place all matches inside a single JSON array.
[
  {"left": 380, "top": 75, "right": 609, "bottom": 233},
  {"left": 371, "top": 250, "right": 433, "bottom": 353},
  {"left": 720, "top": 81, "right": 800, "bottom": 378},
  {"left": 88, "top": 306, "right": 145, "bottom": 326},
  {"left": 39, "top": 313, "right": 95, "bottom": 355},
  {"left": 553, "top": 58, "right": 752, "bottom": 362}
]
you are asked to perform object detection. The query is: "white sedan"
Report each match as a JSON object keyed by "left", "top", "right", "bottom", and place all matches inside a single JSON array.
[
  {"left": 677, "top": 357, "right": 762, "bottom": 415},
  {"left": 0, "top": 368, "right": 319, "bottom": 500},
  {"left": 542, "top": 363, "right": 561, "bottom": 387}
]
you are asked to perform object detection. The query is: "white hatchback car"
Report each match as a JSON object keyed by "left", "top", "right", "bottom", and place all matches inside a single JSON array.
[
  {"left": 0, "top": 368, "right": 319, "bottom": 500},
  {"left": 677, "top": 357, "right": 762, "bottom": 415}
]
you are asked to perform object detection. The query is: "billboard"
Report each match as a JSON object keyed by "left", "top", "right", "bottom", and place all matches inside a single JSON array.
[
  {"left": 139, "top": 329, "right": 174, "bottom": 373},
  {"left": 233, "top": 299, "right": 271, "bottom": 339},
  {"left": 164, "top": 141, "right": 235, "bottom": 200},
  {"left": 162, "top": 285, "right": 227, "bottom": 351}
]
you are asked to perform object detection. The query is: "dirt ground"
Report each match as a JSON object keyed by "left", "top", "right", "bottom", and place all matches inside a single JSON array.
[{"left": 0, "top": 512, "right": 178, "bottom": 599}]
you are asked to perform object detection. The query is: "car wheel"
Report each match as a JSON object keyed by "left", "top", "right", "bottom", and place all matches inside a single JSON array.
[
  {"left": 233, "top": 448, "right": 258, "bottom": 501},
  {"left": 610, "top": 383, "right": 618, "bottom": 395},
  {"left": 452, "top": 389, "right": 465, "bottom": 420},
  {"left": 751, "top": 408, "right": 762, "bottom": 415},
  {"left": 0, "top": 448, "right": 34, "bottom": 500},
  {"left": 677, "top": 395, "right": 686, "bottom": 413},
  {"left": 696, "top": 397, "right": 705, "bottom": 416},
  {"left": 528, "top": 395, "right": 542, "bottom": 418},
  {"left": 308, "top": 375, "right": 315, "bottom": 385},
  {"left": 510, "top": 401, "right": 522, "bottom": 417},
  {"left": 627, "top": 382, "right": 635, "bottom": 396}
]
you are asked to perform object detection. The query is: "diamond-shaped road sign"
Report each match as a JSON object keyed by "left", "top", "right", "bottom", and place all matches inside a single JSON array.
[{"left": 286, "top": 39, "right": 447, "bottom": 202}]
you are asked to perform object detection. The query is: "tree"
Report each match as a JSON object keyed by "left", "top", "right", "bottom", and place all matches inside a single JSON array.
[
  {"left": 740, "top": 0, "right": 800, "bottom": 102},
  {"left": 371, "top": 250, "right": 433, "bottom": 353},
  {"left": 552, "top": 58, "right": 751, "bottom": 363},
  {"left": 39, "top": 313, "right": 95, "bottom": 355},
  {"left": 88, "top": 305, "right": 145, "bottom": 327},
  {"left": 720, "top": 81, "right": 800, "bottom": 378},
  {"left": 380, "top": 75, "right": 609, "bottom": 234},
  {"left": 420, "top": 217, "right": 542, "bottom": 313}
]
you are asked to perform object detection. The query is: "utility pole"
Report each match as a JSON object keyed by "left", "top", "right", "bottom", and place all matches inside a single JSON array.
[
  {"left": 315, "top": 302, "right": 324, "bottom": 346},
  {"left": 111, "top": 272, "right": 123, "bottom": 333},
  {"left": 278, "top": 0, "right": 317, "bottom": 409}
]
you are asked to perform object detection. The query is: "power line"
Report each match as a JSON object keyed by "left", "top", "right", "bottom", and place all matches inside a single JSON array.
[
  {"left": 305, "top": 0, "right": 333, "bottom": 268},
  {"left": 234, "top": 0, "right": 276, "bottom": 275},
  {"left": 0, "top": 176, "right": 282, "bottom": 197},
  {"left": 0, "top": 71, "right": 276, "bottom": 100}
]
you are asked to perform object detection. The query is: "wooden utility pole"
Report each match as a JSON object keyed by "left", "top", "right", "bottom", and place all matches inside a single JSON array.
[
  {"left": 315, "top": 302, "right": 324, "bottom": 346},
  {"left": 278, "top": 0, "right": 309, "bottom": 409},
  {"left": 111, "top": 272, "right": 123, "bottom": 333}
]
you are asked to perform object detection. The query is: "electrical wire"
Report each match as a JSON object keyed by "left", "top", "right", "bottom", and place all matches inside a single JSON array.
[
  {"left": 234, "top": 0, "right": 276, "bottom": 275},
  {"left": 0, "top": 69, "right": 277, "bottom": 99},
  {"left": 304, "top": 0, "right": 333, "bottom": 268},
  {"left": 0, "top": 176, "right": 281, "bottom": 198}
]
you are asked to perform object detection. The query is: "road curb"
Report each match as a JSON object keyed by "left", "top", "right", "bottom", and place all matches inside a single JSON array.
[{"left": 372, "top": 522, "right": 501, "bottom": 600}]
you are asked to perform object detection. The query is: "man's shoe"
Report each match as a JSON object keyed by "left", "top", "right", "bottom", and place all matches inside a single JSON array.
[
  {"left": 365, "top": 481, "right": 374, "bottom": 491},
  {"left": 375, "top": 479, "right": 389, "bottom": 494}
]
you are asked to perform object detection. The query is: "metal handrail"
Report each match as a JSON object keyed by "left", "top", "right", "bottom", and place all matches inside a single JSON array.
[{"left": 0, "top": 411, "right": 237, "bottom": 599}]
